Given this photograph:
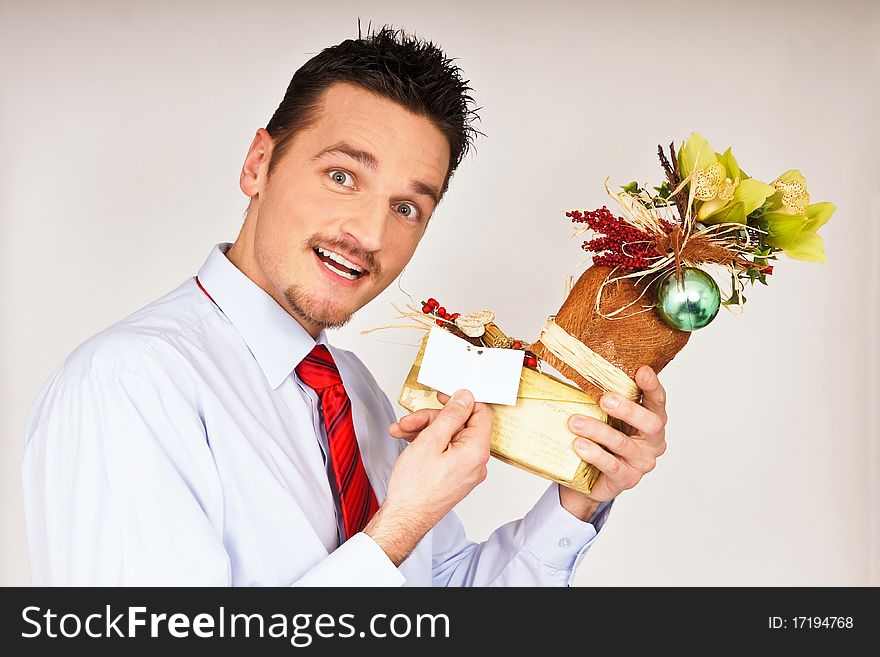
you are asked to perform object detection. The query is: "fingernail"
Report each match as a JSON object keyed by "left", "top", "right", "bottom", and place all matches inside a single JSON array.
[
  {"left": 571, "top": 416, "right": 585, "bottom": 431},
  {"left": 575, "top": 438, "right": 589, "bottom": 451},
  {"left": 452, "top": 390, "right": 473, "bottom": 405},
  {"left": 602, "top": 395, "right": 619, "bottom": 409}
]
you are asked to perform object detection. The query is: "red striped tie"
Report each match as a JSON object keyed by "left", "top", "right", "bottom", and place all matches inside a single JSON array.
[{"left": 295, "top": 344, "right": 380, "bottom": 540}]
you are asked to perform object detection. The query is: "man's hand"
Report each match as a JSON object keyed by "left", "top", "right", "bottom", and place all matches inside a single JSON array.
[
  {"left": 364, "top": 389, "right": 493, "bottom": 565},
  {"left": 560, "top": 365, "right": 668, "bottom": 521}
]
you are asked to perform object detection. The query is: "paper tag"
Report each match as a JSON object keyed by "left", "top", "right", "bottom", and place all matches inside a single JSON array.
[{"left": 416, "top": 326, "right": 523, "bottom": 405}]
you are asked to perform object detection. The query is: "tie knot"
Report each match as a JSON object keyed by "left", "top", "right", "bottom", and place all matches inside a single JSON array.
[{"left": 295, "top": 344, "right": 343, "bottom": 390}]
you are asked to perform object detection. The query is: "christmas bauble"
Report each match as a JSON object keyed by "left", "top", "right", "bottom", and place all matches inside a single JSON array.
[{"left": 654, "top": 267, "right": 721, "bottom": 331}]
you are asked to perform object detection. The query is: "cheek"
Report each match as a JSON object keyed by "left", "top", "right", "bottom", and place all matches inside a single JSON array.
[{"left": 382, "top": 232, "right": 422, "bottom": 276}]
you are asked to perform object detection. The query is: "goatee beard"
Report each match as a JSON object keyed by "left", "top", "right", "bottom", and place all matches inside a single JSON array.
[{"left": 284, "top": 284, "right": 354, "bottom": 331}]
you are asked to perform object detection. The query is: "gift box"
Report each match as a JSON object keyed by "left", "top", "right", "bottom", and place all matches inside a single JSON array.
[{"left": 397, "top": 332, "right": 607, "bottom": 494}]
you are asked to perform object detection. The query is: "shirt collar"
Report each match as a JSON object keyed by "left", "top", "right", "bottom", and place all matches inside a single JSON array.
[{"left": 196, "top": 242, "right": 329, "bottom": 390}]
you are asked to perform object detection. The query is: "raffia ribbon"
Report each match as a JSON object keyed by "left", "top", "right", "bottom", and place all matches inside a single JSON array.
[{"left": 538, "top": 317, "right": 641, "bottom": 401}]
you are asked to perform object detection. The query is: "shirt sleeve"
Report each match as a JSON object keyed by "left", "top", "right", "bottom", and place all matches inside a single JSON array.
[
  {"left": 22, "top": 365, "right": 232, "bottom": 586},
  {"left": 290, "top": 533, "right": 406, "bottom": 587},
  {"left": 430, "top": 483, "right": 614, "bottom": 586},
  {"left": 370, "top": 380, "right": 614, "bottom": 587}
]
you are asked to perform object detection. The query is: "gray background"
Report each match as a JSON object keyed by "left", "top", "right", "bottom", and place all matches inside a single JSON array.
[{"left": 2, "top": 0, "right": 878, "bottom": 585}]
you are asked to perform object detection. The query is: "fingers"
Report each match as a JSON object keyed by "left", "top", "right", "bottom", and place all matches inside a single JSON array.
[
  {"left": 571, "top": 436, "right": 640, "bottom": 491},
  {"left": 456, "top": 401, "right": 494, "bottom": 445},
  {"left": 599, "top": 391, "right": 665, "bottom": 439},
  {"left": 568, "top": 414, "right": 640, "bottom": 462},
  {"left": 435, "top": 390, "right": 492, "bottom": 436},
  {"left": 417, "top": 389, "right": 475, "bottom": 449},
  {"left": 635, "top": 366, "right": 667, "bottom": 422},
  {"left": 389, "top": 408, "right": 440, "bottom": 442}
]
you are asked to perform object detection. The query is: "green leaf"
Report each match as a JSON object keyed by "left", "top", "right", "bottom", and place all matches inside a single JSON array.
[
  {"left": 653, "top": 181, "right": 673, "bottom": 199},
  {"left": 723, "top": 289, "right": 746, "bottom": 306},
  {"left": 621, "top": 181, "right": 641, "bottom": 194}
]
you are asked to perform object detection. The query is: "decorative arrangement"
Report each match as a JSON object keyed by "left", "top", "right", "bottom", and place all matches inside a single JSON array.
[{"left": 370, "top": 133, "right": 835, "bottom": 493}]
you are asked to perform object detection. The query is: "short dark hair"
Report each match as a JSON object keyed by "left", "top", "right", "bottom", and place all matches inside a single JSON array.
[{"left": 264, "top": 23, "right": 482, "bottom": 199}]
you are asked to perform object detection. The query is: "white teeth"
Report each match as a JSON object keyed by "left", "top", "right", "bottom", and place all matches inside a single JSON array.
[
  {"left": 322, "top": 261, "right": 358, "bottom": 280},
  {"left": 317, "top": 247, "right": 365, "bottom": 273}
]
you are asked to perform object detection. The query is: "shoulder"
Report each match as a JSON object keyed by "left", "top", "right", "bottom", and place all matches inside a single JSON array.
[{"left": 25, "top": 278, "right": 214, "bottom": 432}]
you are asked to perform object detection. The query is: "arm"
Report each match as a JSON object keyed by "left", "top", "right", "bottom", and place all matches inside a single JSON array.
[
  {"left": 22, "top": 368, "right": 231, "bottom": 585},
  {"left": 366, "top": 389, "right": 493, "bottom": 567},
  {"left": 427, "top": 482, "right": 614, "bottom": 587},
  {"left": 385, "top": 364, "right": 669, "bottom": 587},
  {"left": 385, "top": 393, "right": 616, "bottom": 586},
  {"left": 22, "top": 364, "right": 411, "bottom": 587}
]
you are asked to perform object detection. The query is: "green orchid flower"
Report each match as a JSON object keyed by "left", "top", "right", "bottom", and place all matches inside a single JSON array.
[
  {"left": 761, "top": 169, "right": 835, "bottom": 262},
  {"left": 677, "top": 132, "right": 775, "bottom": 225},
  {"left": 766, "top": 169, "right": 810, "bottom": 215},
  {"left": 764, "top": 202, "right": 835, "bottom": 263}
]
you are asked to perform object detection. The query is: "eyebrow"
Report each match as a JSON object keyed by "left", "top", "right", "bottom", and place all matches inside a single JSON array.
[{"left": 313, "top": 140, "right": 441, "bottom": 209}]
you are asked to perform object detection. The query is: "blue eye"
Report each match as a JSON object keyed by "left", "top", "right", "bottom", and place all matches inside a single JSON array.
[
  {"left": 396, "top": 202, "right": 420, "bottom": 220},
  {"left": 328, "top": 169, "right": 355, "bottom": 188}
]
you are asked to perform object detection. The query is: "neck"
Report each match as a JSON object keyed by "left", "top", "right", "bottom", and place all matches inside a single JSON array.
[{"left": 226, "top": 219, "right": 323, "bottom": 341}]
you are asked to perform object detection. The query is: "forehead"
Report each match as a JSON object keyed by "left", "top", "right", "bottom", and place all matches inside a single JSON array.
[{"left": 291, "top": 82, "right": 450, "bottom": 185}]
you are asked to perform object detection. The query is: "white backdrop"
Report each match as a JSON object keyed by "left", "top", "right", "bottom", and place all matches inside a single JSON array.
[{"left": 2, "top": 0, "right": 878, "bottom": 586}]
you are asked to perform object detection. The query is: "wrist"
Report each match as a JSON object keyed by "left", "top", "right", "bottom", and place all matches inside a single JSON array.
[
  {"left": 363, "top": 499, "right": 433, "bottom": 567},
  {"left": 558, "top": 485, "right": 602, "bottom": 523}
]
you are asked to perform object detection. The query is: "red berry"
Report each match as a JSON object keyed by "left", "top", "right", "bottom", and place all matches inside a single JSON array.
[
  {"left": 512, "top": 340, "right": 522, "bottom": 350},
  {"left": 436, "top": 319, "right": 444, "bottom": 326},
  {"left": 422, "top": 304, "right": 432, "bottom": 314},
  {"left": 524, "top": 355, "right": 537, "bottom": 367},
  {"left": 427, "top": 298, "right": 439, "bottom": 308},
  {"left": 437, "top": 307, "right": 446, "bottom": 316},
  {"left": 451, "top": 313, "right": 460, "bottom": 320}
]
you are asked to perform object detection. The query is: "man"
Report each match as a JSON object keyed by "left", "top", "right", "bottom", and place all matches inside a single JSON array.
[{"left": 22, "top": 26, "right": 668, "bottom": 586}]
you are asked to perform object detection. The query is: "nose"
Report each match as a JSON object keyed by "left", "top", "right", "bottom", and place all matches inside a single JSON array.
[{"left": 339, "top": 196, "right": 388, "bottom": 254}]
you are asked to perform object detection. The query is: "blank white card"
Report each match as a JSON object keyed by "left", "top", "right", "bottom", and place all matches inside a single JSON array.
[{"left": 416, "top": 326, "right": 523, "bottom": 406}]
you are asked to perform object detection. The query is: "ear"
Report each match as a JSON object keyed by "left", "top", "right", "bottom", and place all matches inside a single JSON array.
[{"left": 239, "top": 128, "right": 274, "bottom": 199}]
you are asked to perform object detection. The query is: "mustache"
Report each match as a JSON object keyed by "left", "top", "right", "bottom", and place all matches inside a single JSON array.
[{"left": 305, "top": 234, "right": 379, "bottom": 276}]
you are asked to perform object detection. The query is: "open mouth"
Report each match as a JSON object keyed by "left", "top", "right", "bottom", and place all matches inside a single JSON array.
[{"left": 313, "top": 246, "right": 367, "bottom": 281}]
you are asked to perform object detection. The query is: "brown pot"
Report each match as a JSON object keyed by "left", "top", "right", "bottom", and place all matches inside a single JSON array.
[{"left": 530, "top": 265, "right": 691, "bottom": 401}]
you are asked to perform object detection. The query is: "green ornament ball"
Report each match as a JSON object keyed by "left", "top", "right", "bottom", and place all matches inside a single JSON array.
[{"left": 654, "top": 267, "right": 721, "bottom": 332}]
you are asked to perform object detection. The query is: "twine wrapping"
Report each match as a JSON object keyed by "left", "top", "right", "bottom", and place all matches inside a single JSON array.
[
  {"left": 538, "top": 317, "right": 640, "bottom": 401},
  {"left": 530, "top": 265, "right": 691, "bottom": 401}
]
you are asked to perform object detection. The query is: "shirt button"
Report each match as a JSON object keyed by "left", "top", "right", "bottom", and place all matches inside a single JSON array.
[{"left": 558, "top": 537, "right": 572, "bottom": 548}]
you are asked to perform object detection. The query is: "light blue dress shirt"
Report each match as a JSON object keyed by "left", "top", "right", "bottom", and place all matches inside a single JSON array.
[{"left": 22, "top": 242, "right": 613, "bottom": 586}]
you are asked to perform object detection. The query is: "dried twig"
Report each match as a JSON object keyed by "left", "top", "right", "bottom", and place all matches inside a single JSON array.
[{"left": 657, "top": 141, "right": 688, "bottom": 221}]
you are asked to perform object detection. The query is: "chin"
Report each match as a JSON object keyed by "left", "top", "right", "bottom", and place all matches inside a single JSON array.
[{"left": 285, "top": 288, "right": 356, "bottom": 330}]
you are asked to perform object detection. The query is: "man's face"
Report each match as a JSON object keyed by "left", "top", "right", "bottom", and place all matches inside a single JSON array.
[{"left": 240, "top": 82, "right": 450, "bottom": 337}]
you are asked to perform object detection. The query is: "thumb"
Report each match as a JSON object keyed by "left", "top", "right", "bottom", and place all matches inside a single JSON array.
[{"left": 415, "top": 389, "right": 475, "bottom": 450}]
